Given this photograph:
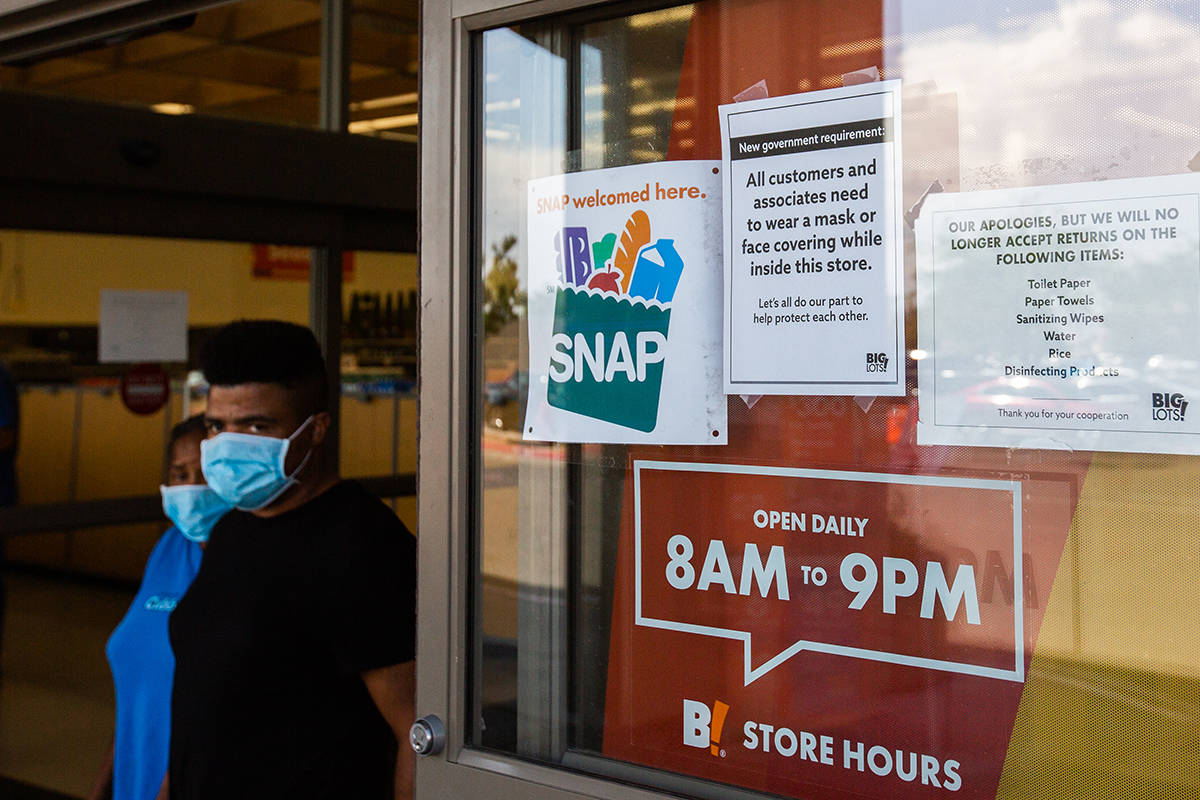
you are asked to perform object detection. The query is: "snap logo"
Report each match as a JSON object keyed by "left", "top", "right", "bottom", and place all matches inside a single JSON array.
[
  {"left": 1151, "top": 392, "right": 1188, "bottom": 422},
  {"left": 683, "top": 698, "right": 731, "bottom": 757},
  {"left": 546, "top": 209, "right": 684, "bottom": 432}
]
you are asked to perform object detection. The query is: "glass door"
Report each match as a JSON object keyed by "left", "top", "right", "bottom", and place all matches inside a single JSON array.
[{"left": 418, "top": 1, "right": 1200, "bottom": 799}]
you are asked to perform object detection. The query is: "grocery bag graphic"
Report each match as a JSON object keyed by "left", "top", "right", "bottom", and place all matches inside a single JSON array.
[
  {"left": 547, "top": 286, "right": 672, "bottom": 432},
  {"left": 546, "top": 212, "right": 684, "bottom": 433}
]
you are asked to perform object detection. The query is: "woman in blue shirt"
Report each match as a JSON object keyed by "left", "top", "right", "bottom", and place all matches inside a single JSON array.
[{"left": 87, "top": 415, "right": 231, "bottom": 800}]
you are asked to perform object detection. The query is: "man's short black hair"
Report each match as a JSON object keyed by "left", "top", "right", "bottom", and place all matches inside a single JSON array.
[{"left": 201, "top": 320, "right": 329, "bottom": 414}]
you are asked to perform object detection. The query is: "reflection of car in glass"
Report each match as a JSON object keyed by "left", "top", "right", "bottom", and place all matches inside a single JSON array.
[
  {"left": 963, "top": 376, "right": 1093, "bottom": 415},
  {"left": 965, "top": 376, "right": 1059, "bottom": 408},
  {"left": 485, "top": 370, "right": 528, "bottom": 406}
]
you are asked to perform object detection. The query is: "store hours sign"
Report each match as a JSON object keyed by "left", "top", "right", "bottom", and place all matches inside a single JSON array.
[
  {"left": 604, "top": 459, "right": 1055, "bottom": 800},
  {"left": 634, "top": 462, "right": 1024, "bottom": 685}
]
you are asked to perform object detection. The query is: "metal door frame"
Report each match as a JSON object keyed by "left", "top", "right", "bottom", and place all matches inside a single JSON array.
[{"left": 416, "top": 1, "right": 719, "bottom": 797}]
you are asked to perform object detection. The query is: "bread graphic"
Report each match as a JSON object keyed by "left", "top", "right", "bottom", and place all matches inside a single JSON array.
[{"left": 613, "top": 209, "right": 651, "bottom": 293}]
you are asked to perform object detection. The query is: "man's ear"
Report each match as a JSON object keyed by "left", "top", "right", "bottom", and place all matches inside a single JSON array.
[{"left": 310, "top": 411, "right": 333, "bottom": 447}]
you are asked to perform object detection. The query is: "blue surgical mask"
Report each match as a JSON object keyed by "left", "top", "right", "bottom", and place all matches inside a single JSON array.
[
  {"left": 161, "top": 484, "right": 232, "bottom": 543},
  {"left": 200, "top": 415, "right": 316, "bottom": 511}
]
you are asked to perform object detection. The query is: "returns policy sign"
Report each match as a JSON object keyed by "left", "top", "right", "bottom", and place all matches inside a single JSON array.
[{"left": 916, "top": 173, "right": 1200, "bottom": 454}]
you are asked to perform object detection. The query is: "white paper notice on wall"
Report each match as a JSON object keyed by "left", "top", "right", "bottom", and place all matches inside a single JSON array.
[
  {"left": 99, "top": 289, "right": 189, "bottom": 363},
  {"left": 718, "top": 80, "right": 905, "bottom": 396},
  {"left": 916, "top": 172, "right": 1200, "bottom": 455},
  {"left": 523, "top": 161, "right": 727, "bottom": 444}
]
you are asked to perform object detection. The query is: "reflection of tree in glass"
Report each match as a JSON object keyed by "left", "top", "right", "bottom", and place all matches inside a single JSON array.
[{"left": 483, "top": 235, "right": 527, "bottom": 336}]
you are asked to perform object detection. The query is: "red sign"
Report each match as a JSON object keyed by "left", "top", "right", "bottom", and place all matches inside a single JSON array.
[
  {"left": 605, "top": 451, "right": 1079, "bottom": 800},
  {"left": 251, "top": 245, "right": 354, "bottom": 280},
  {"left": 120, "top": 363, "right": 169, "bottom": 416},
  {"left": 635, "top": 463, "right": 1023, "bottom": 684}
]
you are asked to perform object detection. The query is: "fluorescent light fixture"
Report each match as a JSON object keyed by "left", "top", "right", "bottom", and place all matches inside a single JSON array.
[
  {"left": 152, "top": 102, "right": 193, "bottom": 115},
  {"left": 348, "top": 92, "right": 419, "bottom": 112},
  {"left": 630, "top": 148, "right": 664, "bottom": 162},
  {"left": 628, "top": 6, "right": 693, "bottom": 28},
  {"left": 484, "top": 98, "right": 519, "bottom": 113},
  {"left": 348, "top": 112, "right": 419, "bottom": 133},
  {"left": 630, "top": 96, "right": 693, "bottom": 117}
]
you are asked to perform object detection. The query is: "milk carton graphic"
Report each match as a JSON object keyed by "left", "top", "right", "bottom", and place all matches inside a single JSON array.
[
  {"left": 546, "top": 210, "right": 683, "bottom": 432},
  {"left": 628, "top": 240, "right": 684, "bottom": 303}
]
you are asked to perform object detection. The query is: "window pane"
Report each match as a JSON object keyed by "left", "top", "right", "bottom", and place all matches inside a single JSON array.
[
  {"left": 0, "top": 230, "right": 309, "bottom": 795},
  {"left": 473, "top": 2, "right": 1200, "bottom": 799},
  {"left": 475, "top": 4, "right": 694, "bottom": 760},
  {"left": 348, "top": 0, "right": 419, "bottom": 139},
  {"left": 339, "top": 249, "right": 417, "bottom": 531},
  {"left": 477, "top": 20, "right": 568, "bottom": 754}
]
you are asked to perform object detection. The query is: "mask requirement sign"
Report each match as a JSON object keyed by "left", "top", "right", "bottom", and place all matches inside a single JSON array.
[
  {"left": 719, "top": 81, "right": 905, "bottom": 396},
  {"left": 524, "top": 161, "right": 727, "bottom": 445}
]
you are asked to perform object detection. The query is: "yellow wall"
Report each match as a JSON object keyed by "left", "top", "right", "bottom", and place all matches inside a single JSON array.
[
  {"left": 11, "top": 391, "right": 418, "bottom": 581},
  {"left": 0, "top": 230, "right": 417, "bottom": 323},
  {"left": 1000, "top": 454, "right": 1200, "bottom": 797},
  {"left": 3, "top": 230, "right": 418, "bottom": 580}
]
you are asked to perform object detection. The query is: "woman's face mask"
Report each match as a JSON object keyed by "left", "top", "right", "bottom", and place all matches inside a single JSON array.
[
  {"left": 200, "top": 415, "right": 316, "bottom": 511},
  {"left": 160, "top": 484, "right": 232, "bottom": 543}
]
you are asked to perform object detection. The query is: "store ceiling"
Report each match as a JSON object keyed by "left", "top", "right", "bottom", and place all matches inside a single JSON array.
[{"left": 0, "top": 0, "right": 418, "bottom": 133}]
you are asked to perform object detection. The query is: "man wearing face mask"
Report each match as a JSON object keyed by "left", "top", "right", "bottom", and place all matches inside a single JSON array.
[{"left": 168, "top": 320, "right": 416, "bottom": 800}]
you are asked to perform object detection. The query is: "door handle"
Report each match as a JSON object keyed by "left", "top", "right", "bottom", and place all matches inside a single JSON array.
[{"left": 410, "top": 715, "right": 446, "bottom": 756}]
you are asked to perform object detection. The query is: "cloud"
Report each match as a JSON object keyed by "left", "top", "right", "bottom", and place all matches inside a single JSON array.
[{"left": 890, "top": 0, "right": 1200, "bottom": 188}]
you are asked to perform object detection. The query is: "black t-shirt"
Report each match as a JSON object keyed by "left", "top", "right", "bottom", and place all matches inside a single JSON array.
[{"left": 168, "top": 480, "right": 416, "bottom": 800}]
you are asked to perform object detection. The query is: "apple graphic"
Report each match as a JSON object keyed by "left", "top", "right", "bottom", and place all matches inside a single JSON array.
[{"left": 587, "top": 268, "right": 622, "bottom": 294}]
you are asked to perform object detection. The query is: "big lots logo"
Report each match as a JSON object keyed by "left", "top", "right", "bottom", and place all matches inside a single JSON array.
[
  {"left": 684, "top": 699, "right": 964, "bottom": 791},
  {"left": 1151, "top": 392, "right": 1188, "bottom": 422},
  {"left": 547, "top": 209, "right": 684, "bottom": 432},
  {"left": 866, "top": 352, "right": 889, "bottom": 373},
  {"left": 683, "top": 699, "right": 731, "bottom": 757}
]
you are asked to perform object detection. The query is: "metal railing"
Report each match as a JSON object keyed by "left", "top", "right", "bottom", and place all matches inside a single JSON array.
[
  {"left": 0, "top": 382, "right": 416, "bottom": 536},
  {"left": 0, "top": 473, "right": 415, "bottom": 535}
]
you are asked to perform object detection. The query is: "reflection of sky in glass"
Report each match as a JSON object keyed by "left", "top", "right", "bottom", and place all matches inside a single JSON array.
[
  {"left": 889, "top": 0, "right": 1200, "bottom": 188},
  {"left": 483, "top": 2, "right": 1199, "bottom": 279},
  {"left": 481, "top": 1, "right": 1199, "bottom": 374},
  {"left": 581, "top": 43, "right": 604, "bottom": 170},
  {"left": 482, "top": 28, "right": 566, "bottom": 290}
]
